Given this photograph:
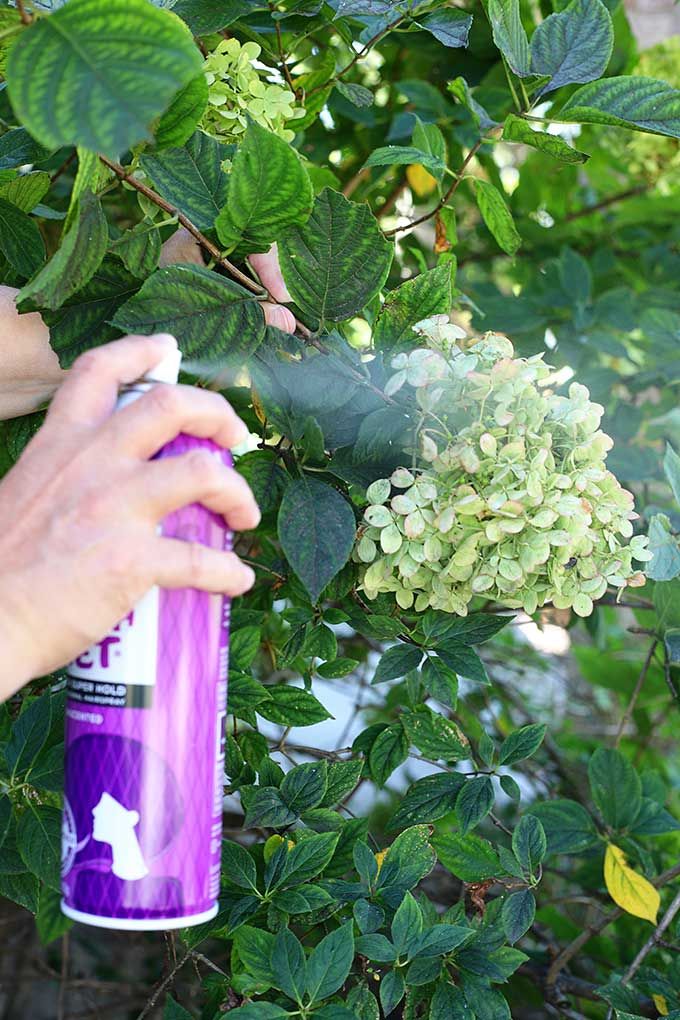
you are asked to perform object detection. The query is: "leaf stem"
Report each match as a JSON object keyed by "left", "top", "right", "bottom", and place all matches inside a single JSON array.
[
  {"left": 306, "top": 14, "right": 408, "bottom": 98},
  {"left": 613, "top": 638, "right": 657, "bottom": 748}
]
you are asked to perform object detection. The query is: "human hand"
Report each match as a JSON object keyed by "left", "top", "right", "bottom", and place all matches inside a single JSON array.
[
  {"left": 0, "top": 284, "right": 65, "bottom": 421},
  {"left": 0, "top": 333, "right": 259, "bottom": 697}
]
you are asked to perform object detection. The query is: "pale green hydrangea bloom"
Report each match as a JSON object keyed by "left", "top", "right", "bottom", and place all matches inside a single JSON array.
[
  {"left": 202, "top": 39, "right": 305, "bottom": 144},
  {"left": 355, "top": 316, "right": 651, "bottom": 617}
]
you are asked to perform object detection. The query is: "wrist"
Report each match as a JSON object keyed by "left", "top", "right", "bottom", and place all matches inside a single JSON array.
[{"left": 0, "top": 580, "right": 39, "bottom": 699}]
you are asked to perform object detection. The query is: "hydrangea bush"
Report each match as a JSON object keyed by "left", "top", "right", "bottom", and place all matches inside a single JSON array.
[{"left": 357, "top": 318, "right": 651, "bottom": 617}]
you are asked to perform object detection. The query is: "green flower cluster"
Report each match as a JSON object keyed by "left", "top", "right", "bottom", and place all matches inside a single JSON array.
[
  {"left": 202, "top": 39, "right": 305, "bottom": 144},
  {"left": 355, "top": 318, "right": 651, "bottom": 617}
]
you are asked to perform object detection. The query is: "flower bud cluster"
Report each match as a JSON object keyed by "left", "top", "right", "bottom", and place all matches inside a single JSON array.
[
  {"left": 202, "top": 39, "right": 305, "bottom": 144},
  {"left": 355, "top": 317, "right": 651, "bottom": 617}
]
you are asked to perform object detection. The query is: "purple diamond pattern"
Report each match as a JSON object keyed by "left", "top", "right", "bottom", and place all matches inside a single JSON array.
[{"left": 63, "top": 435, "right": 231, "bottom": 924}]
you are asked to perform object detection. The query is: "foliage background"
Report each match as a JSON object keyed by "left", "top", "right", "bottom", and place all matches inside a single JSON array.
[{"left": 0, "top": 0, "right": 679, "bottom": 1018}]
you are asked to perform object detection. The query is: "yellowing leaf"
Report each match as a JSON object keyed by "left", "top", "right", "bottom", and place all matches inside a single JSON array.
[
  {"left": 374, "top": 848, "right": 388, "bottom": 875},
  {"left": 406, "top": 164, "right": 437, "bottom": 198},
  {"left": 604, "top": 843, "right": 660, "bottom": 924},
  {"left": 653, "top": 993, "right": 669, "bottom": 1016}
]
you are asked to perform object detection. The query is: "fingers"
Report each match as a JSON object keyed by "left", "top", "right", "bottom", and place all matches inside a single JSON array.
[
  {"left": 104, "top": 383, "right": 249, "bottom": 459},
  {"left": 49, "top": 334, "right": 179, "bottom": 427},
  {"left": 139, "top": 450, "right": 260, "bottom": 530},
  {"left": 263, "top": 302, "right": 296, "bottom": 333},
  {"left": 249, "top": 244, "right": 292, "bottom": 304},
  {"left": 153, "top": 540, "right": 255, "bottom": 595}
]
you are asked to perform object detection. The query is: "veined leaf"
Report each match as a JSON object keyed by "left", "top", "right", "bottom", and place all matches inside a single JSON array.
[
  {"left": 530, "top": 0, "right": 613, "bottom": 94},
  {"left": 140, "top": 131, "right": 229, "bottom": 232},
  {"left": 502, "top": 114, "right": 589, "bottom": 163},
  {"left": 416, "top": 10, "right": 472, "bottom": 49},
  {"left": 171, "top": 0, "right": 257, "bottom": 34},
  {"left": 6, "top": 0, "right": 202, "bottom": 157},
  {"left": 155, "top": 73, "right": 209, "bottom": 150},
  {"left": 588, "top": 748, "right": 642, "bottom": 831},
  {"left": 0, "top": 171, "right": 51, "bottom": 212},
  {"left": 109, "top": 221, "right": 162, "bottom": 278},
  {"left": 487, "top": 0, "right": 530, "bottom": 77},
  {"left": 474, "top": 179, "right": 521, "bottom": 256},
  {"left": 0, "top": 197, "right": 45, "bottom": 277},
  {"left": 561, "top": 77, "right": 680, "bottom": 139},
  {"left": 373, "top": 262, "right": 454, "bottom": 350},
  {"left": 279, "top": 188, "right": 393, "bottom": 323},
  {"left": 0, "top": 128, "right": 52, "bottom": 171},
  {"left": 604, "top": 844, "right": 659, "bottom": 923},
  {"left": 363, "top": 145, "right": 447, "bottom": 175}
]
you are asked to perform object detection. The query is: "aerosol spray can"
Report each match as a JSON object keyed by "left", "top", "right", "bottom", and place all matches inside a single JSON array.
[{"left": 61, "top": 350, "right": 230, "bottom": 930}]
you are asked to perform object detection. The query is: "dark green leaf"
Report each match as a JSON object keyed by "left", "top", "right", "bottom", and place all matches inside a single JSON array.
[
  {"left": 0, "top": 871, "right": 39, "bottom": 914},
  {"left": 474, "top": 179, "right": 521, "bottom": 256},
  {"left": 380, "top": 969, "right": 405, "bottom": 1015},
  {"left": 373, "top": 262, "right": 454, "bottom": 351},
  {"left": 430, "top": 982, "right": 473, "bottom": 1020},
  {"left": 435, "top": 641, "right": 489, "bottom": 685},
  {"left": 368, "top": 722, "right": 408, "bottom": 786},
  {"left": 372, "top": 643, "right": 423, "bottom": 684},
  {"left": 487, "top": 0, "right": 530, "bottom": 76},
  {"left": 561, "top": 76, "right": 680, "bottom": 139},
  {"left": 111, "top": 263, "right": 266, "bottom": 366},
  {"left": 391, "top": 891, "right": 422, "bottom": 956},
  {"left": 164, "top": 998, "right": 193, "bottom": 1020},
  {"left": 388, "top": 772, "right": 464, "bottom": 829},
  {"left": 0, "top": 128, "right": 52, "bottom": 171},
  {"left": 0, "top": 196, "right": 45, "bottom": 277},
  {"left": 280, "top": 761, "right": 328, "bottom": 814},
  {"left": 421, "top": 656, "right": 458, "bottom": 707},
  {"left": 232, "top": 925, "right": 276, "bottom": 984},
  {"left": 171, "top": 0, "right": 256, "bottom": 34},
  {"left": 501, "top": 889, "right": 535, "bottom": 943},
  {"left": 305, "top": 921, "right": 354, "bottom": 1002},
  {"left": 17, "top": 805, "right": 61, "bottom": 891},
  {"left": 18, "top": 190, "right": 108, "bottom": 311},
  {"left": 498, "top": 724, "right": 546, "bottom": 766},
  {"left": 512, "top": 815, "right": 546, "bottom": 874},
  {"left": 320, "top": 760, "right": 363, "bottom": 807},
  {"left": 277, "top": 477, "right": 356, "bottom": 602},
  {"left": 353, "top": 899, "right": 384, "bottom": 934},
  {"left": 363, "top": 145, "right": 446, "bottom": 175},
  {"left": 346, "top": 983, "right": 380, "bottom": 1020},
  {"left": 336, "top": 82, "right": 374, "bottom": 107},
  {"left": 0, "top": 171, "right": 51, "bottom": 213},
  {"left": 215, "top": 119, "right": 313, "bottom": 254},
  {"left": 4, "top": 692, "right": 56, "bottom": 776},
  {"left": 268, "top": 832, "right": 339, "bottom": 890},
  {"left": 6, "top": 0, "right": 202, "bottom": 157},
  {"left": 432, "top": 832, "right": 500, "bottom": 882},
  {"left": 36, "top": 885, "right": 72, "bottom": 945},
  {"left": 28, "top": 744, "right": 64, "bottom": 793},
  {"left": 236, "top": 449, "right": 288, "bottom": 517},
  {"left": 155, "top": 73, "right": 209, "bottom": 150},
  {"left": 355, "top": 933, "right": 397, "bottom": 962},
  {"left": 502, "top": 114, "right": 589, "bottom": 163},
  {"left": 140, "top": 131, "right": 229, "bottom": 231},
  {"left": 376, "top": 825, "right": 436, "bottom": 892},
  {"left": 272, "top": 928, "right": 306, "bottom": 1004},
  {"left": 279, "top": 188, "right": 393, "bottom": 323},
  {"left": 528, "top": 799, "right": 599, "bottom": 854},
  {"left": 243, "top": 786, "right": 297, "bottom": 828},
  {"left": 109, "top": 220, "right": 161, "bottom": 278},
  {"left": 530, "top": 0, "right": 613, "bottom": 94},
  {"left": 455, "top": 776, "right": 495, "bottom": 834},
  {"left": 588, "top": 748, "right": 642, "bottom": 830},
  {"left": 411, "top": 924, "right": 474, "bottom": 958},
  {"left": 402, "top": 709, "right": 469, "bottom": 762},
  {"left": 258, "top": 684, "right": 331, "bottom": 726},
  {"left": 417, "top": 10, "right": 472, "bottom": 48},
  {"left": 222, "top": 839, "right": 258, "bottom": 890}
]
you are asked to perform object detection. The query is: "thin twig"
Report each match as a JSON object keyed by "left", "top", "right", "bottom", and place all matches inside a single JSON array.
[
  {"left": 16, "top": 0, "right": 31, "bottom": 25},
  {"left": 135, "top": 950, "right": 192, "bottom": 1020},
  {"left": 270, "top": 3, "right": 296, "bottom": 93},
  {"left": 306, "top": 15, "right": 408, "bottom": 98},
  {"left": 620, "top": 886, "right": 680, "bottom": 984},
  {"left": 614, "top": 638, "right": 657, "bottom": 748}
]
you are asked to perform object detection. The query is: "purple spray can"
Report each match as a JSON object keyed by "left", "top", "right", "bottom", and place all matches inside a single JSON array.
[{"left": 61, "top": 351, "right": 231, "bottom": 930}]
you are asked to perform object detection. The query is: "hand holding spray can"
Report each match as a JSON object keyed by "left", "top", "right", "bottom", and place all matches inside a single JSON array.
[{"left": 62, "top": 350, "right": 232, "bottom": 930}]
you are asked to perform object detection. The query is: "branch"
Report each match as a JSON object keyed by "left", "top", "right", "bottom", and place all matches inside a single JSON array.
[
  {"left": 269, "top": 2, "right": 296, "bottom": 93},
  {"left": 15, "top": 0, "right": 31, "bottom": 25},
  {"left": 614, "top": 638, "right": 658, "bottom": 748},
  {"left": 563, "top": 184, "right": 648, "bottom": 223},
  {"left": 620, "top": 886, "right": 680, "bottom": 985},
  {"left": 306, "top": 15, "right": 408, "bottom": 98},
  {"left": 546, "top": 860, "right": 680, "bottom": 988},
  {"left": 383, "top": 138, "right": 485, "bottom": 237}
]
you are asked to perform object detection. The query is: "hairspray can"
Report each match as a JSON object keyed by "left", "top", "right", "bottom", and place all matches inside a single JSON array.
[{"left": 61, "top": 351, "right": 231, "bottom": 930}]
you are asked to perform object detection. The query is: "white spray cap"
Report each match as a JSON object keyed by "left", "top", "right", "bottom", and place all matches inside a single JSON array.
[{"left": 142, "top": 346, "right": 182, "bottom": 385}]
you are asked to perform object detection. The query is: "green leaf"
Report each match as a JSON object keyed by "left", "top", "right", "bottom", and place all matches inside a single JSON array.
[
  {"left": 17, "top": 805, "right": 61, "bottom": 891},
  {"left": 277, "top": 477, "right": 356, "bottom": 602},
  {"left": 588, "top": 748, "right": 642, "bottom": 830},
  {"left": 363, "top": 145, "right": 446, "bottom": 175},
  {"left": 401, "top": 709, "right": 469, "bottom": 762},
  {"left": 389, "top": 772, "right": 465, "bottom": 830},
  {"left": 4, "top": 692, "right": 57, "bottom": 776},
  {"left": 155, "top": 73, "right": 209, "bottom": 150},
  {"left": 376, "top": 824, "right": 437, "bottom": 892},
  {"left": 474, "top": 179, "right": 521, "bottom": 256},
  {"left": 448, "top": 78, "right": 499, "bottom": 132},
  {"left": 272, "top": 928, "right": 306, "bottom": 1004},
  {"left": 0, "top": 871, "right": 40, "bottom": 914},
  {"left": 561, "top": 76, "right": 680, "bottom": 139},
  {"left": 421, "top": 656, "right": 458, "bottom": 708},
  {"left": 424, "top": 611, "right": 512, "bottom": 645},
  {"left": 280, "top": 761, "right": 328, "bottom": 814},
  {"left": 380, "top": 970, "right": 405, "bottom": 1015},
  {"left": 430, "top": 982, "right": 473, "bottom": 1020},
  {"left": 111, "top": 263, "right": 266, "bottom": 367},
  {"left": 18, "top": 190, "right": 108, "bottom": 312},
  {"left": 527, "top": 799, "right": 600, "bottom": 854},
  {"left": 268, "top": 832, "right": 339, "bottom": 890},
  {"left": 498, "top": 724, "right": 546, "bottom": 766},
  {"left": 0, "top": 196, "right": 45, "bottom": 277},
  {"left": 220, "top": 1007, "right": 288, "bottom": 1020},
  {"left": 222, "top": 839, "right": 258, "bottom": 890},
  {"left": 646, "top": 514, "right": 680, "bottom": 582},
  {"left": 500, "top": 774, "right": 521, "bottom": 802},
  {"left": 502, "top": 114, "right": 589, "bottom": 163},
  {"left": 236, "top": 449, "right": 288, "bottom": 517},
  {"left": 487, "top": 0, "right": 530, "bottom": 76},
  {"left": 391, "top": 891, "right": 422, "bottom": 956},
  {"left": 6, "top": 0, "right": 202, "bottom": 158},
  {"left": 320, "top": 760, "right": 363, "bottom": 807},
  {"left": 512, "top": 815, "right": 546, "bottom": 874},
  {"left": 416, "top": 10, "right": 472, "bottom": 48},
  {"left": 215, "top": 120, "right": 313, "bottom": 255},
  {"left": 353, "top": 899, "right": 384, "bottom": 934},
  {"left": 36, "top": 885, "right": 72, "bottom": 945},
  {"left": 530, "top": 0, "right": 613, "bottom": 94},
  {"left": 279, "top": 188, "right": 393, "bottom": 323},
  {"left": 434, "top": 641, "right": 489, "bottom": 685},
  {"left": 0, "top": 799, "right": 11, "bottom": 852},
  {"left": 233, "top": 925, "right": 276, "bottom": 984},
  {"left": 110, "top": 221, "right": 162, "bottom": 278},
  {"left": 306, "top": 921, "right": 354, "bottom": 1002},
  {"left": 243, "top": 787, "right": 298, "bottom": 828},
  {"left": 336, "top": 82, "right": 374, "bottom": 107},
  {"left": 43, "top": 258, "right": 140, "bottom": 368},
  {"left": 455, "top": 776, "right": 495, "bottom": 834},
  {"left": 373, "top": 262, "right": 454, "bottom": 351},
  {"left": 0, "top": 171, "right": 51, "bottom": 213},
  {"left": 0, "top": 128, "right": 52, "bottom": 171},
  {"left": 665, "top": 443, "right": 680, "bottom": 504},
  {"left": 411, "top": 924, "right": 473, "bottom": 959},
  {"left": 28, "top": 744, "right": 64, "bottom": 793},
  {"left": 368, "top": 722, "right": 408, "bottom": 786},
  {"left": 171, "top": 0, "right": 255, "bottom": 33},
  {"left": 164, "top": 998, "right": 193, "bottom": 1020},
  {"left": 355, "top": 933, "right": 397, "bottom": 962},
  {"left": 432, "top": 831, "right": 499, "bottom": 882},
  {"left": 140, "top": 131, "right": 229, "bottom": 232},
  {"left": 372, "top": 643, "right": 423, "bottom": 684},
  {"left": 501, "top": 889, "right": 535, "bottom": 944},
  {"left": 258, "top": 684, "right": 331, "bottom": 726}
]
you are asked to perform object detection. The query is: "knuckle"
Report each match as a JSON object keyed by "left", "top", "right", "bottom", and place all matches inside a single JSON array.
[
  {"left": 72, "top": 347, "right": 105, "bottom": 377},
  {"left": 187, "top": 448, "right": 222, "bottom": 489},
  {"left": 186, "top": 541, "right": 209, "bottom": 586}
]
